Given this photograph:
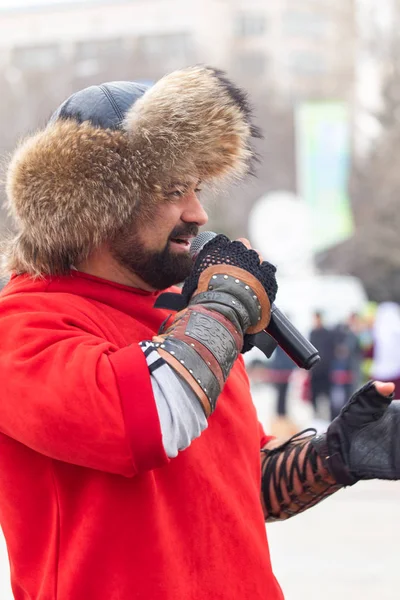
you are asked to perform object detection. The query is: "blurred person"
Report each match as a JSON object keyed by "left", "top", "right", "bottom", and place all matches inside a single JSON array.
[
  {"left": 309, "top": 311, "right": 335, "bottom": 417},
  {"left": 372, "top": 302, "right": 400, "bottom": 396},
  {"left": 269, "top": 346, "right": 297, "bottom": 418},
  {"left": 245, "top": 354, "right": 271, "bottom": 386},
  {"left": 348, "top": 312, "right": 364, "bottom": 389},
  {"left": 330, "top": 314, "right": 363, "bottom": 420},
  {"left": 266, "top": 346, "right": 298, "bottom": 438},
  {"left": 358, "top": 304, "right": 376, "bottom": 382},
  {"left": 0, "top": 66, "right": 400, "bottom": 600}
]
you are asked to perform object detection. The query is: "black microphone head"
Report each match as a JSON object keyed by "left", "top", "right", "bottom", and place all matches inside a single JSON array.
[{"left": 190, "top": 231, "right": 217, "bottom": 259}]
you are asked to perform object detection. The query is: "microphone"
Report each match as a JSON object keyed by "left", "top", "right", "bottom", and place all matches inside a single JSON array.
[{"left": 190, "top": 231, "right": 320, "bottom": 370}]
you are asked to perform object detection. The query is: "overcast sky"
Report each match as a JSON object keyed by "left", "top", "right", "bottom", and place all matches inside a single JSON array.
[
  {"left": 0, "top": 0, "right": 102, "bottom": 8},
  {"left": 0, "top": 0, "right": 64, "bottom": 6}
]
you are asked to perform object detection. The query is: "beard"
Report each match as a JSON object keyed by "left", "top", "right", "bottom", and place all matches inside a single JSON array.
[{"left": 110, "top": 222, "right": 199, "bottom": 290}]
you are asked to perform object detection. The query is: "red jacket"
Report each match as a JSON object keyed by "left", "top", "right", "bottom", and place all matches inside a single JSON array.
[{"left": 0, "top": 271, "right": 283, "bottom": 600}]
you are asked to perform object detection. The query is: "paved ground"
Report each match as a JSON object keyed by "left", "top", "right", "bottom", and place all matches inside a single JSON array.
[
  {"left": 0, "top": 383, "right": 399, "bottom": 599},
  {"left": 268, "top": 479, "right": 400, "bottom": 600}
]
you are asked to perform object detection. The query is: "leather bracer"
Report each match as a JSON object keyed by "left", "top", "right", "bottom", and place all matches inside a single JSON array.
[{"left": 152, "top": 264, "right": 271, "bottom": 417}]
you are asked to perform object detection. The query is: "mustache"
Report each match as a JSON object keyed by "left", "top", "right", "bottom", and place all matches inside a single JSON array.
[{"left": 169, "top": 223, "right": 199, "bottom": 240}]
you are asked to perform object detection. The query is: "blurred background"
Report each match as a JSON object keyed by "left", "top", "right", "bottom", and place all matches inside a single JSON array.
[{"left": 1, "top": 0, "right": 400, "bottom": 598}]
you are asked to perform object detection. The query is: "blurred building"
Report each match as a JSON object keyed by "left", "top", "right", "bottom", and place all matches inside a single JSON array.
[
  {"left": 0, "top": 0, "right": 358, "bottom": 241},
  {"left": 0, "top": 0, "right": 356, "bottom": 104}
]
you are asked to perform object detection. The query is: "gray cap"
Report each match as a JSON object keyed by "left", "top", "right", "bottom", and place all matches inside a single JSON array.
[{"left": 50, "top": 81, "right": 149, "bottom": 129}]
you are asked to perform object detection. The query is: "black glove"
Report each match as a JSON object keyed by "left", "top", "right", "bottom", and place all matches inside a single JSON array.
[
  {"left": 182, "top": 234, "right": 277, "bottom": 306},
  {"left": 182, "top": 234, "right": 278, "bottom": 351},
  {"left": 312, "top": 381, "right": 399, "bottom": 485}
]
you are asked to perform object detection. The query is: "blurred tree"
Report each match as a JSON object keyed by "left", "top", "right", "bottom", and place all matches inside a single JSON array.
[{"left": 319, "top": 0, "right": 400, "bottom": 303}]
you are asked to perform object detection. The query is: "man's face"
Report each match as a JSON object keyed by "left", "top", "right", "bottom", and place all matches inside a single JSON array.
[
  {"left": 314, "top": 314, "right": 323, "bottom": 328},
  {"left": 110, "top": 179, "right": 208, "bottom": 290}
]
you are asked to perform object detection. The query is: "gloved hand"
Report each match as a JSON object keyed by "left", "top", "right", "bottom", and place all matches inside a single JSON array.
[
  {"left": 312, "top": 381, "right": 399, "bottom": 485},
  {"left": 182, "top": 234, "right": 277, "bottom": 323},
  {"left": 153, "top": 234, "right": 278, "bottom": 416}
]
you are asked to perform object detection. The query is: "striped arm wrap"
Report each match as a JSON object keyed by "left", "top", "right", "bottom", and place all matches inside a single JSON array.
[
  {"left": 154, "top": 305, "right": 243, "bottom": 417},
  {"left": 261, "top": 430, "right": 342, "bottom": 522},
  {"left": 152, "top": 264, "right": 272, "bottom": 417}
]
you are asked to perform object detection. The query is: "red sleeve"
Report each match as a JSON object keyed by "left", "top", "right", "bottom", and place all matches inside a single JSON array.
[
  {"left": 258, "top": 421, "right": 274, "bottom": 449},
  {"left": 0, "top": 300, "right": 168, "bottom": 476}
]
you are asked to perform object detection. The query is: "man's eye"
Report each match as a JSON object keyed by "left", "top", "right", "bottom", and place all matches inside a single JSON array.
[
  {"left": 167, "top": 189, "right": 184, "bottom": 198},
  {"left": 195, "top": 188, "right": 202, "bottom": 194}
]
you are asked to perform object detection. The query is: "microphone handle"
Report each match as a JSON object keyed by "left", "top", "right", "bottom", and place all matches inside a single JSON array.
[{"left": 266, "top": 305, "right": 320, "bottom": 370}]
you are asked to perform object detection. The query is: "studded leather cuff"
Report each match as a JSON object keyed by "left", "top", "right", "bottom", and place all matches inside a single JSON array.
[
  {"left": 149, "top": 265, "right": 270, "bottom": 416},
  {"left": 193, "top": 264, "right": 271, "bottom": 333},
  {"left": 153, "top": 305, "right": 243, "bottom": 417}
]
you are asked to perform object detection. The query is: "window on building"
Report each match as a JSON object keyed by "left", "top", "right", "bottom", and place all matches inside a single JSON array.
[
  {"left": 73, "top": 38, "right": 125, "bottom": 78},
  {"left": 286, "top": 51, "right": 327, "bottom": 75},
  {"left": 75, "top": 39, "right": 124, "bottom": 62},
  {"left": 235, "top": 51, "right": 267, "bottom": 77},
  {"left": 137, "top": 33, "right": 192, "bottom": 63},
  {"left": 234, "top": 12, "right": 267, "bottom": 37},
  {"left": 12, "top": 45, "right": 62, "bottom": 71},
  {"left": 282, "top": 11, "right": 329, "bottom": 37}
]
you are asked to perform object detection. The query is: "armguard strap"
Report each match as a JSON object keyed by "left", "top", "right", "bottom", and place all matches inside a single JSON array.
[
  {"left": 153, "top": 265, "right": 271, "bottom": 417},
  {"left": 154, "top": 305, "right": 242, "bottom": 416},
  {"left": 261, "top": 430, "right": 340, "bottom": 521}
]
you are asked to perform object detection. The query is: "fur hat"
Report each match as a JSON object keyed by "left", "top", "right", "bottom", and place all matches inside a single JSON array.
[{"left": 4, "top": 66, "right": 260, "bottom": 276}]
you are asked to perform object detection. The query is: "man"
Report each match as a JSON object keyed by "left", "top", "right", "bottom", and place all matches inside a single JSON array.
[
  {"left": 331, "top": 314, "right": 363, "bottom": 420},
  {"left": 0, "top": 66, "right": 398, "bottom": 600},
  {"left": 309, "top": 311, "right": 335, "bottom": 417}
]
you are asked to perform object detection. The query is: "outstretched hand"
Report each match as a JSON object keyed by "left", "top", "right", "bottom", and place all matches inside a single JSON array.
[{"left": 312, "top": 379, "right": 400, "bottom": 485}]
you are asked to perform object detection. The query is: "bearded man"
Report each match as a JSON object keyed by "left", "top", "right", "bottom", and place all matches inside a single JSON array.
[{"left": 0, "top": 66, "right": 398, "bottom": 600}]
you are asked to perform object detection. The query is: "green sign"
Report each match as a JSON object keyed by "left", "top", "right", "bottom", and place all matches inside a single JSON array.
[{"left": 295, "top": 102, "right": 354, "bottom": 252}]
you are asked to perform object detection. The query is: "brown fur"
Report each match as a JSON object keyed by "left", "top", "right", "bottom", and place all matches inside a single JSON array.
[{"left": 4, "top": 66, "right": 259, "bottom": 276}]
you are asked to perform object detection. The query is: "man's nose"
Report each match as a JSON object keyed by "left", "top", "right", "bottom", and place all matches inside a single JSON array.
[{"left": 181, "top": 192, "right": 208, "bottom": 226}]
